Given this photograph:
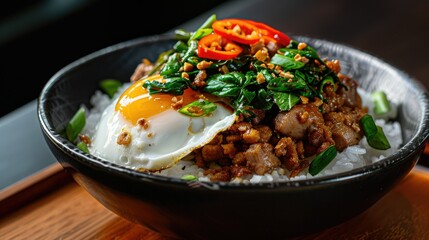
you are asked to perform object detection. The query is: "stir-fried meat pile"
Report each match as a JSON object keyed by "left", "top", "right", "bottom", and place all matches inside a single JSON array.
[{"left": 194, "top": 74, "right": 367, "bottom": 181}]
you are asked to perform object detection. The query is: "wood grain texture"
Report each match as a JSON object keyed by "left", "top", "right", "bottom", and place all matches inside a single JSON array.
[
  {"left": 0, "top": 163, "right": 71, "bottom": 216},
  {"left": 1, "top": 168, "right": 429, "bottom": 240}
]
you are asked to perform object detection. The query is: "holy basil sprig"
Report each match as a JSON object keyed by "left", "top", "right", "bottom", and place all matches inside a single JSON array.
[
  {"left": 204, "top": 71, "right": 262, "bottom": 114},
  {"left": 143, "top": 77, "right": 192, "bottom": 95},
  {"left": 270, "top": 54, "right": 306, "bottom": 70},
  {"left": 272, "top": 92, "right": 300, "bottom": 111},
  {"left": 146, "top": 14, "right": 340, "bottom": 117},
  {"left": 278, "top": 43, "right": 325, "bottom": 64}
]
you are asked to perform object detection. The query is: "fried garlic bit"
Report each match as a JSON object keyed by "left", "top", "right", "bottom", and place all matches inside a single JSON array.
[{"left": 117, "top": 130, "right": 132, "bottom": 146}]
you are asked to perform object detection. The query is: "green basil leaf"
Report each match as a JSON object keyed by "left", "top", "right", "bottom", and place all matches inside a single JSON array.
[
  {"left": 179, "top": 100, "right": 217, "bottom": 117},
  {"left": 244, "top": 71, "right": 257, "bottom": 87},
  {"left": 252, "top": 89, "right": 273, "bottom": 110},
  {"left": 259, "top": 68, "right": 274, "bottom": 82},
  {"left": 270, "top": 54, "right": 305, "bottom": 70},
  {"left": 143, "top": 77, "right": 189, "bottom": 95},
  {"left": 234, "top": 88, "right": 256, "bottom": 109},
  {"left": 226, "top": 56, "right": 250, "bottom": 71},
  {"left": 272, "top": 92, "right": 300, "bottom": 111},
  {"left": 221, "top": 72, "right": 245, "bottom": 85},
  {"left": 204, "top": 79, "right": 240, "bottom": 97},
  {"left": 293, "top": 70, "right": 308, "bottom": 85},
  {"left": 204, "top": 72, "right": 245, "bottom": 97},
  {"left": 278, "top": 48, "right": 320, "bottom": 60},
  {"left": 309, "top": 145, "right": 337, "bottom": 176},
  {"left": 267, "top": 77, "right": 306, "bottom": 92}
]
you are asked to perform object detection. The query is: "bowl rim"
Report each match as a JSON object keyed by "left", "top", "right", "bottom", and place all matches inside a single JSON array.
[{"left": 37, "top": 33, "right": 429, "bottom": 190}]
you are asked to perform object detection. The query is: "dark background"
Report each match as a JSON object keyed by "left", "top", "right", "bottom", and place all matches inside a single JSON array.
[{"left": 0, "top": 0, "right": 230, "bottom": 117}]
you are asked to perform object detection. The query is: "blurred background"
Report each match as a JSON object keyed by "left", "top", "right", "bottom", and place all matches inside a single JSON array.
[
  {"left": 0, "top": 0, "right": 230, "bottom": 117},
  {"left": 1, "top": 0, "right": 428, "bottom": 118}
]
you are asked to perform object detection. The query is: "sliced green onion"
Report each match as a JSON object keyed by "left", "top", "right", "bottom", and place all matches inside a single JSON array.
[
  {"left": 149, "top": 49, "right": 174, "bottom": 76},
  {"left": 187, "top": 14, "right": 217, "bottom": 45},
  {"left": 360, "top": 114, "right": 391, "bottom": 150},
  {"left": 371, "top": 91, "right": 391, "bottom": 115},
  {"left": 196, "top": 14, "right": 217, "bottom": 31},
  {"left": 179, "top": 100, "right": 217, "bottom": 117},
  {"left": 174, "top": 29, "right": 191, "bottom": 41},
  {"left": 66, "top": 107, "right": 86, "bottom": 143},
  {"left": 181, "top": 174, "right": 198, "bottom": 181},
  {"left": 173, "top": 41, "right": 188, "bottom": 52},
  {"left": 319, "top": 75, "right": 337, "bottom": 93},
  {"left": 372, "top": 126, "right": 391, "bottom": 150},
  {"left": 360, "top": 114, "right": 378, "bottom": 138},
  {"left": 100, "top": 79, "right": 122, "bottom": 98},
  {"left": 188, "top": 28, "right": 213, "bottom": 42},
  {"left": 309, "top": 145, "right": 337, "bottom": 176},
  {"left": 77, "top": 141, "right": 89, "bottom": 153}
]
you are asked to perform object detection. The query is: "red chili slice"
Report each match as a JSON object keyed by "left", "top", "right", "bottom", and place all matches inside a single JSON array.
[
  {"left": 243, "top": 19, "right": 291, "bottom": 46},
  {"left": 197, "top": 33, "right": 243, "bottom": 60},
  {"left": 212, "top": 19, "right": 262, "bottom": 44}
]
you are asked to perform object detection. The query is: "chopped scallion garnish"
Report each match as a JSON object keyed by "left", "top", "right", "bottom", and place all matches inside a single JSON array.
[
  {"left": 66, "top": 107, "right": 86, "bottom": 143},
  {"left": 77, "top": 141, "right": 89, "bottom": 153},
  {"left": 308, "top": 145, "right": 337, "bottom": 176},
  {"left": 181, "top": 174, "right": 198, "bottom": 181},
  {"left": 360, "top": 114, "right": 391, "bottom": 150},
  {"left": 100, "top": 79, "right": 122, "bottom": 98},
  {"left": 187, "top": 14, "right": 217, "bottom": 45},
  {"left": 371, "top": 91, "right": 391, "bottom": 115},
  {"left": 179, "top": 100, "right": 217, "bottom": 117}
]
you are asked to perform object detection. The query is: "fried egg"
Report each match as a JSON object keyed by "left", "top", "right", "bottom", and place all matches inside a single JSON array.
[{"left": 89, "top": 75, "right": 236, "bottom": 171}]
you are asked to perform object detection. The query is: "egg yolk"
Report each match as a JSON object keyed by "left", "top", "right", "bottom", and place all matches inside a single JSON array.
[{"left": 115, "top": 75, "right": 202, "bottom": 125}]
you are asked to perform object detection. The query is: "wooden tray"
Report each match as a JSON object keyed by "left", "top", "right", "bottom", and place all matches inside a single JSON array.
[{"left": 1, "top": 151, "right": 429, "bottom": 239}]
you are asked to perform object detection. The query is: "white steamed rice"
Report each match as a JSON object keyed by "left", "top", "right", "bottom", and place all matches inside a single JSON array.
[{"left": 81, "top": 85, "right": 402, "bottom": 183}]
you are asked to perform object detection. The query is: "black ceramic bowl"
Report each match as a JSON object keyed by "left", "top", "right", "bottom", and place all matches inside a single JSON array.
[{"left": 38, "top": 34, "right": 429, "bottom": 239}]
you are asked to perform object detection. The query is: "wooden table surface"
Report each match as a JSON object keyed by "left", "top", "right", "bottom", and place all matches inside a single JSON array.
[{"left": 1, "top": 164, "right": 429, "bottom": 240}]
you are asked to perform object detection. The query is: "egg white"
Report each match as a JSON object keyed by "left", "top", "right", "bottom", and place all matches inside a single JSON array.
[{"left": 89, "top": 97, "right": 236, "bottom": 171}]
